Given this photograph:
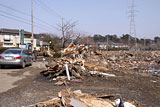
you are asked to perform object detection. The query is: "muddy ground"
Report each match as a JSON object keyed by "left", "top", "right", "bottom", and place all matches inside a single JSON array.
[{"left": 0, "top": 61, "right": 160, "bottom": 107}]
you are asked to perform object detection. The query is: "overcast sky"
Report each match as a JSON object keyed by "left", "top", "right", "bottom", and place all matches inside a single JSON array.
[{"left": 0, "top": 0, "right": 160, "bottom": 39}]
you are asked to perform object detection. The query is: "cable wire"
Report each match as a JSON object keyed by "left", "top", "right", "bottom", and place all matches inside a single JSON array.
[
  {"left": 35, "top": 0, "right": 63, "bottom": 19},
  {"left": 0, "top": 10, "right": 54, "bottom": 31},
  {"left": 0, "top": 2, "right": 57, "bottom": 30},
  {"left": 0, "top": 13, "right": 53, "bottom": 32}
]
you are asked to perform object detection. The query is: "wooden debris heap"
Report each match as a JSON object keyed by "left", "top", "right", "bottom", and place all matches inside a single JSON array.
[
  {"left": 40, "top": 43, "right": 110, "bottom": 82},
  {"left": 22, "top": 88, "right": 151, "bottom": 107}
]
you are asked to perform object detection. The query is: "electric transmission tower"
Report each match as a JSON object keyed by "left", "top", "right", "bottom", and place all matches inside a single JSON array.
[{"left": 128, "top": 0, "right": 137, "bottom": 50}]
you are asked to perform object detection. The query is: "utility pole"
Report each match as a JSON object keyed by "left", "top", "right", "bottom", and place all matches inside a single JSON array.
[
  {"left": 144, "top": 37, "right": 146, "bottom": 51},
  {"left": 106, "top": 35, "right": 109, "bottom": 51},
  {"left": 31, "top": 0, "right": 34, "bottom": 50},
  {"left": 128, "top": 0, "right": 137, "bottom": 51}
]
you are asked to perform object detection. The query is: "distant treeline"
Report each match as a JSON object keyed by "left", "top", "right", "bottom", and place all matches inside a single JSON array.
[
  {"left": 34, "top": 33, "right": 160, "bottom": 50},
  {"left": 93, "top": 34, "right": 160, "bottom": 45}
]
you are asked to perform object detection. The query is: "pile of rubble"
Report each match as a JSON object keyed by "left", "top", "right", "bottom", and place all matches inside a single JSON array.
[
  {"left": 86, "top": 50, "right": 160, "bottom": 73},
  {"left": 41, "top": 43, "right": 160, "bottom": 84},
  {"left": 41, "top": 43, "right": 112, "bottom": 85},
  {"left": 22, "top": 88, "right": 150, "bottom": 107}
]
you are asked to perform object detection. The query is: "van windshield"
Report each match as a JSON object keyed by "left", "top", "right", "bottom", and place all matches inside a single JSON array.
[{"left": 3, "top": 50, "right": 21, "bottom": 54}]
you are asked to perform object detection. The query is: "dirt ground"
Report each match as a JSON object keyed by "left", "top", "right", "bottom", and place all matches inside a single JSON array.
[{"left": 0, "top": 61, "right": 160, "bottom": 107}]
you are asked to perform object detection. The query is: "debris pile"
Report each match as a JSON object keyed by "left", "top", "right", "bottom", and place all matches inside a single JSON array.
[
  {"left": 86, "top": 50, "right": 160, "bottom": 72},
  {"left": 41, "top": 43, "right": 112, "bottom": 85},
  {"left": 41, "top": 42, "right": 160, "bottom": 83},
  {"left": 22, "top": 88, "right": 151, "bottom": 107}
]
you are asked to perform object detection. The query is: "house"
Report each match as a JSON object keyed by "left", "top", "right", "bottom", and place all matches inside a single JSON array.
[
  {"left": 0, "top": 28, "right": 49, "bottom": 51},
  {"left": 0, "top": 28, "right": 32, "bottom": 47}
]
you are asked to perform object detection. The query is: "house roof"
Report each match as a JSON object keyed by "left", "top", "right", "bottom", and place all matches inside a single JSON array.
[{"left": 0, "top": 28, "right": 31, "bottom": 36}]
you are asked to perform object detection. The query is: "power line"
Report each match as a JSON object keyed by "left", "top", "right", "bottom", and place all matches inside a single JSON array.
[
  {"left": 0, "top": 13, "right": 31, "bottom": 25},
  {"left": 0, "top": 10, "right": 54, "bottom": 31},
  {"left": 0, "top": 13, "right": 53, "bottom": 32},
  {"left": 0, "top": 3, "right": 29, "bottom": 16},
  {"left": 35, "top": 0, "right": 63, "bottom": 19},
  {"left": 0, "top": 2, "right": 57, "bottom": 30},
  {"left": 0, "top": 10, "right": 31, "bottom": 22}
]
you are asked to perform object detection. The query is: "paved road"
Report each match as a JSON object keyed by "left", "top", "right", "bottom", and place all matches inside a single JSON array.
[
  {"left": 0, "top": 69, "right": 23, "bottom": 93},
  {"left": 0, "top": 61, "right": 47, "bottom": 93}
]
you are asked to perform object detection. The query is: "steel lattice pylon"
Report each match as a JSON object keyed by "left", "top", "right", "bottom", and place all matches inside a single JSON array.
[{"left": 128, "top": 0, "right": 137, "bottom": 49}]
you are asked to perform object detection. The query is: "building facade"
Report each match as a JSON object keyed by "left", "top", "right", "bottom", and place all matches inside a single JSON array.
[
  {"left": 0, "top": 28, "right": 37, "bottom": 48},
  {"left": 0, "top": 28, "right": 49, "bottom": 51}
]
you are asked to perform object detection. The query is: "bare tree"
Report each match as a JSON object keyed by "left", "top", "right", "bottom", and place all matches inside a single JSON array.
[
  {"left": 57, "top": 19, "right": 79, "bottom": 48},
  {"left": 78, "top": 35, "right": 95, "bottom": 46}
]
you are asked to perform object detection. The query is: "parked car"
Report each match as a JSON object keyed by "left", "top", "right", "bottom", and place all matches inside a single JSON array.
[{"left": 0, "top": 49, "right": 33, "bottom": 68}]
